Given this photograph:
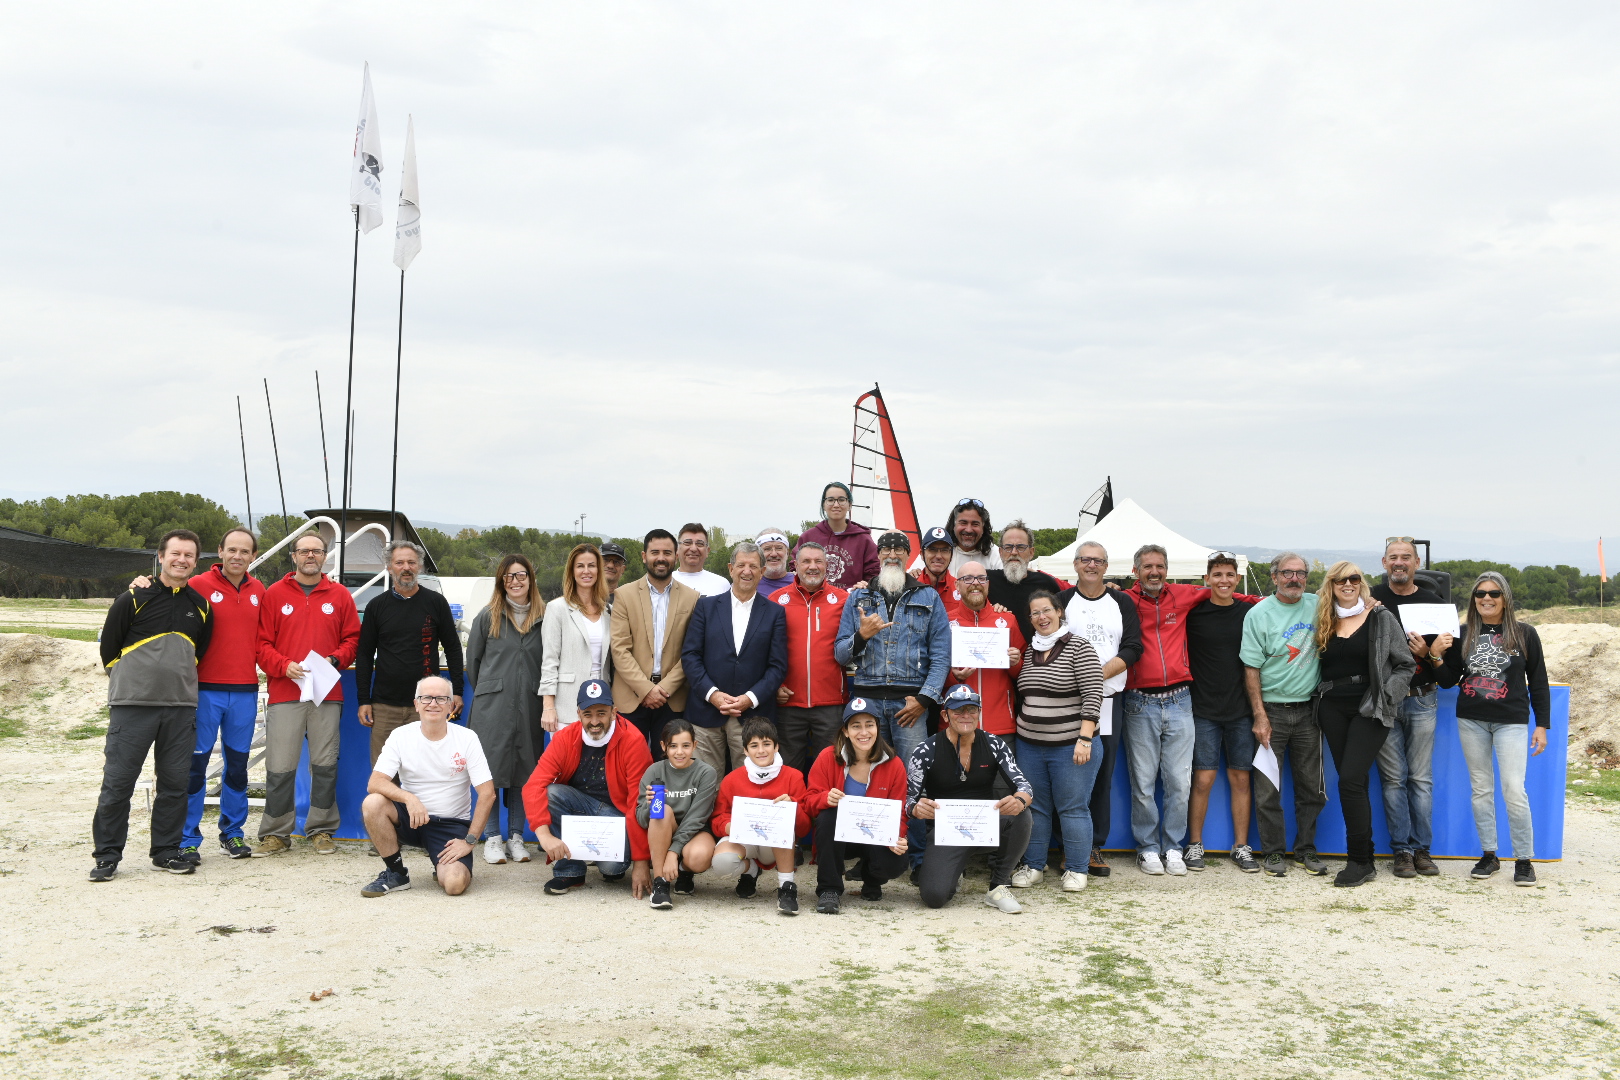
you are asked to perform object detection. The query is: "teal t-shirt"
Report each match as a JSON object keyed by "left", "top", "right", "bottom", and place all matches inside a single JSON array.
[{"left": 1238, "top": 593, "right": 1320, "bottom": 703}]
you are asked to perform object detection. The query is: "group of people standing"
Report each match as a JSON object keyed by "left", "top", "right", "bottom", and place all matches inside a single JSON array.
[{"left": 88, "top": 487, "right": 1554, "bottom": 913}]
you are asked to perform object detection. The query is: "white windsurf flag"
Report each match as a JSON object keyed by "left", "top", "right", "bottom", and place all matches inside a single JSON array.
[
  {"left": 349, "top": 63, "right": 384, "bottom": 233},
  {"left": 393, "top": 115, "right": 421, "bottom": 270}
]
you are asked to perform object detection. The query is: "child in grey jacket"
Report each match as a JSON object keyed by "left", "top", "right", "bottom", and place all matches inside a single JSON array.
[{"left": 637, "top": 719, "right": 721, "bottom": 909}]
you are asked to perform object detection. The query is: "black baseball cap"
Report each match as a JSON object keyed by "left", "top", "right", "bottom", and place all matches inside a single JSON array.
[{"left": 600, "top": 541, "right": 627, "bottom": 561}]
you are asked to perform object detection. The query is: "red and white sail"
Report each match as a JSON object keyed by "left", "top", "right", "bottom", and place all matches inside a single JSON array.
[{"left": 849, "top": 384, "right": 921, "bottom": 555}]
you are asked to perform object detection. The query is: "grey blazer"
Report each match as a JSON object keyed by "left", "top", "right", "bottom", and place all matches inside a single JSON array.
[{"left": 539, "top": 596, "right": 615, "bottom": 726}]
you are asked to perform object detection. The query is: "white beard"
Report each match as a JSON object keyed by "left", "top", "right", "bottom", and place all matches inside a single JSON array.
[
  {"left": 1003, "top": 558, "right": 1028, "bottom": 585},
  {"left": 876, "top": 564, "right": 908, "bottom": 594}
]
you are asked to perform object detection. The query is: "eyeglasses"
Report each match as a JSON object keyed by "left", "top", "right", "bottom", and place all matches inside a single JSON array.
[
  {"left": 1002, "top": 543, "right": 1032, "bottom": 553},
  {"left": 1275, "top": 569, "right": 1309, "bottom": 580},
  {"left": 957, "top": 574, "right": 988, "bottom": 584},
  {"left": 415, "top": 695, "right": 451, "bottom": 705},
  {"left": 1473, "top": 589, "right": 1503, "bottom": 599},
  {"left": 503, "top": 571, "right": 530, "bottom": 582},
  {"left": 1335, "top": 575, "right": 1363, "bottom": 586},
  {"left": 294, "top": 547, "right": 325, "bottom": 557},
  {"left": 823, "top": 496, "right": 850, "bottom": 505},
  {"left": 1075, "top": 556, "right": 1106, "bottom": 567},
  {"left": 955, "top": 498, "right": 985, "bottom": 510}
]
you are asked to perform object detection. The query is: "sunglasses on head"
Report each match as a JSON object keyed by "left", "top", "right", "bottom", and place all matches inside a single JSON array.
[
  {"left": 955, "top": 498, "right": 985, "bottom": 510},
  {"left": 1385, "top": 535, "right": 1416, "bottom": 546},
  {"left": 1473, "top": 588, "right": 1503, "bottom": 599}
]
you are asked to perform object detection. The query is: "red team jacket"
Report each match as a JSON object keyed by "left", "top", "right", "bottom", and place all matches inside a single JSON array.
[
  {"left": 1125, "top": 581, "right": 1258, "bottom": 690},
  {"left": 710, "top": 767, "right": 810, "bottom": 844},
  {"left": 189, "top": 564, "right": 267, "bottom": 689},
  {"left": 255, "top": 574, "right": 361, "bottom": 705},
  {"left": 944, "top": 600, "right": 1026, "bottom": 735},
  {"left": 802, "top": 746, "right": 908, "bottom": 817},
  {"left": 524, "top": 717, "right": 655, "bottom": 862},
  {"left": 769, "top": 580, "right": 850, "bottom": 708}
]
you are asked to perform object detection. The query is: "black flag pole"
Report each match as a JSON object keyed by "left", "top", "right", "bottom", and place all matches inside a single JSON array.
[
  {"left": 263, "top": 378, "right": 290, "bottom": 539},
  {"left": 347, "top": 410, "right": 357, "bottom": 506},
  {"left": 315, "top": 370, "right": 333, "bottom": 506},
  {"left": 236, "top": 396, "right": 254, "bottom": 535},
  {"left": 339, "top": 206, "right": 359, "bottom": 581},
  {"left": 388, "top": 268, "right": 405, "bottom": 544}
]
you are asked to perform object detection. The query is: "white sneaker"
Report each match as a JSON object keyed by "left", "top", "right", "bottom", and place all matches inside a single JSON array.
[
  {"left": 1008, "top": 864, "right": 1044, "bottom": 888},
  {"left": 506, "top": 835, "right": 531, "bottom": 863},
  {"left": 983, "top": 884, "right": 1023, "bottom": 914},
  {"left": 1163, "top": 849, "right": 1188, "bottom": 876},
  {"left": 1061, "top": 870, "right": 1088, "bottom": 892},
  {"left": 483, "top": 836, "right": 507, "bottom": 865},
  {"left": 1138, "top": 851, "right": 1165, "bottom": 876}
]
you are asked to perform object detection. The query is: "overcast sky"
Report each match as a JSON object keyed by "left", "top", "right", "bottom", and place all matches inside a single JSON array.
[{"left": 4, "top": 4, "right": 1616, "bottom": 567}]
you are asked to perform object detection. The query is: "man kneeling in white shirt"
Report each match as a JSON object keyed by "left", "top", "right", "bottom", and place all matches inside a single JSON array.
[{"left": 361, "top": 675, "right": 495, "bottom": 897}]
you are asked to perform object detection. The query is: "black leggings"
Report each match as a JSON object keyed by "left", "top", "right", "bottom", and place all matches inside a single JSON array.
[
  {"left": 813, "top": 809, "right": 910, "bottom": 895},
  {"left": 1316, "top": 697, "right": 1389, "bottom": 865}
]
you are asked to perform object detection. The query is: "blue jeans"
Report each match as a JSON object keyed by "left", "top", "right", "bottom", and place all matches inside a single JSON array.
[
  {"left": 184, "top": 689, "right": 256, "bottom": 848},
  {"left": 1455, "top": 719, "right": 1535, "bottom": 859},
  {"left": 1121, "top": 688, "right": 1195, "bottom": 854},
  {"left": 860, "top": 693, "right": 931, "bottom": 865},
  {"left": 1016, "top": 738, "right": 1102, "bottom": 872},
  {"left": 545, "top": 784, "right": 630, "bottom": 878},
  {"left": 1376, "top": 690, "right": 1437, "bottom": 854}
]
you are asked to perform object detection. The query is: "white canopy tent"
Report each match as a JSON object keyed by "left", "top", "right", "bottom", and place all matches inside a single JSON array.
[{"left": 1032, "top": 498, "right": 1249, "bottom": 582}]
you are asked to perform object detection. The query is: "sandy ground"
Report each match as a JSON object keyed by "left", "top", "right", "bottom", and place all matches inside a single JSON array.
[{"left": 3, "top": 632, "right": 1619, "bottom": 1080}]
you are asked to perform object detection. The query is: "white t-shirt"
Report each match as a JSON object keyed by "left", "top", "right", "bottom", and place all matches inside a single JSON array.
[
  {"left": 673, "top": 568, "right": 731, "bottom": 597},
  {"left": 1064, "top": 590, "right": 1127, "bottom": 694},
  {"left": 584, "top": 613, "right": 605, "bottom": 677},
  {"left": 374, "top": 721, "right": 493, "bottom": 820}
]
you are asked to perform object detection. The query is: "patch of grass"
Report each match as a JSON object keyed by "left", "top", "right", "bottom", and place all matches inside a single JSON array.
[
  {"left": 64, "top": 722, "right": 107, "bottom": 741},
  {"left": 0, "top": 715, "right": 23, "bottom": 738},
  {"left": 1569, "top": 768, "right": 1620, "bottom": 803},
  {"left": 212, "top": 1035, "right": 318, "bottom": 1080},
  {"left": 0, "top": 624, "right": 99, "bottom": 641}
]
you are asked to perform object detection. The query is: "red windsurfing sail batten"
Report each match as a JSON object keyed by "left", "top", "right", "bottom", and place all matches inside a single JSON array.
[{"left": 849, "top": 384, "right": 921, "bottom": 556}]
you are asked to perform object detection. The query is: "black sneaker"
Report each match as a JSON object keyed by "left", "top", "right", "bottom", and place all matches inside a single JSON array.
[
  {"left": 816, "top": 890, "right": 840, "bottom": 914},
  {"left": 1334, "top": 861, "right": 1376, "bottom": 888},
  {"left": 844, "top": 863, "right": 865, "bottom": 882},
  {"left": 1231, "top": 845, "right": 1260, "bottom": 873},
  {"left": 1296, "top": 849, "right": 1327, "bottom": 876},
  {"left": 361, "top": 868, "right": 411, "bottom": 897},
  {"left": 88, "top": 861, "right": 117, "bottom": 882},
  {"left": 649, "top": 877, "right": 673, "bottom": 909},
  {"left": 152, "top": 854, "right": 195, "bottom": 875},
  {"left": 860, "top": 880, "right": 884, "bottom": 902},
  {"left": 544, "top": 875, "right": 586, "bottom": 895},
  {"left": 1263, "top": 853, "right": 1287, "bottom": 877},
  {"left": 674, "top": 869, "right": 696, "bottom": 895},
  {"left": 599, "top": 870, "right": 626, "bottom": 884},
  {"left": 178, "top": 846, "right": 202, "bottom": 866},
  {"left": 1513, "top": 859, "right": 1536, "bottom": 886},
  {"left": 1471, "top": 852, "right": 1500, "bottom": 879},
  {"left": 777, "top": 881, "right": 799, "bottom": 915},
  {"left": 219, "top": 836, "right": 253, "bottom": 860},
  {"left": 735, "top": 871, "right": 759, "bottom": 899},
  {"left": 909, "top": 866, "right": 923, "bottom": 887}
]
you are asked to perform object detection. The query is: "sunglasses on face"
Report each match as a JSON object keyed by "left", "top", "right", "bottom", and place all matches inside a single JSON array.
[
  {"left": 1473, "top": 589, "right": 1503, "bottom": 599},
  {"left": 1334, "top": 575, "right": 1363, "bottom": 586}
]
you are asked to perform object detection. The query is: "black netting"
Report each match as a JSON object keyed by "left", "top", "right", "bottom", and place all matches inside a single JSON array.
[{"left": 0, "top": 526, "right": 158, "bottom": 577}]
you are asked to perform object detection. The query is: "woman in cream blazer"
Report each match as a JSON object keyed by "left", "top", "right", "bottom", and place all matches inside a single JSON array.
[{"left": 540, "top": 544, "right": 615, "bottom": 729}]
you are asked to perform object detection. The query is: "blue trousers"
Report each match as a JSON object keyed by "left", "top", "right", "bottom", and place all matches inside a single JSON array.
[
  {"left": 1016, "top": 738, "right": 1103, "bottom": 872},
  {"left": 184, "top": 689, "right": 256, "bottom": 848}
]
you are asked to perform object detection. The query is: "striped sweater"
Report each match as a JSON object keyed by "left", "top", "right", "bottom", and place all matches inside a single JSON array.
[{"left": 1015, "top": 633, "right": 1105, "bottom": 745}]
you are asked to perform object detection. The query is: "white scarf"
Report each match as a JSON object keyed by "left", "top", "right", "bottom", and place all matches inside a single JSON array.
[
  {"left": 1335, "top": 599, "right": 1367, "bottom": 619},
  {"left": 581, "top": 720, "right": 616, "bottom": 748},
  {"left": 745, "top": 751, "right": 784, "bottom": 785},
  {"left": 1031, "top": 625, "right": 1071, "bottom": 652}
]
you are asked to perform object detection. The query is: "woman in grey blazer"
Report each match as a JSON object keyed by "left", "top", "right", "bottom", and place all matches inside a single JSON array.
[
  {"left": 541, "top": 544, "right": 615, "bottom": 731},
  {"left": 466, "top": 554, "right": 546, "bottom": 865}
]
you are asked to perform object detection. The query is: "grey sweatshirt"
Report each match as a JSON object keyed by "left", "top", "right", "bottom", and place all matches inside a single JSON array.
[{"left": 635, "top": 758, "right": 720, "bottom": 855}]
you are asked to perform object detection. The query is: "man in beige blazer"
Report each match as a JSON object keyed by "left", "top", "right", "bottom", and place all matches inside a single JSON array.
[{"left": 610, "top": 528, "right": 700, "bottom": 754}]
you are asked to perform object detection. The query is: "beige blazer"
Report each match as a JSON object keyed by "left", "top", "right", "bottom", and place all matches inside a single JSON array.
[{"left": 609, "top": 574, "right": 699, "bottom": 714}]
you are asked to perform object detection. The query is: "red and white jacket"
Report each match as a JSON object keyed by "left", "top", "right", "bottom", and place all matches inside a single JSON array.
[
  {"left": 1125, "top": 582, "right": 1258, "bottom": 690},
  {"left": 944, "top": 600, "right": 1025, "bottom": 735},
  {"left": 524, "top": 717, "right": 654, "bottom": 862},
  {"left": 710, "top": 766, "right": 810, "bottom": 843},
  {"left": 189, "top": 564, "right": 267, "bottom": 690},
  {"left": 255, "top": 574, "right": 361, "bottom": 705},
  {"left": 769, "top": 580, "right": 850, "bottom": 709},
  {"left": 803, "top": 745, "right": 908, "bottom": 817}
]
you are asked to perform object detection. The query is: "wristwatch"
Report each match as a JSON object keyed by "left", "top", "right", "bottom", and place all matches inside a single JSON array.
[{"left": 463, "top": 833, "right": 479, "bottom": 846}]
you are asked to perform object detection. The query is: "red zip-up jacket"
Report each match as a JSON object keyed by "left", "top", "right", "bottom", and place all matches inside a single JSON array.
[
  {"left": 802, "top": 745, "right": 908, "bottom": 817},
  {"left": 189, "top": 565, "right": 267, "bottom": 690},
  {"left": 769, "top": 580, "right": 850, "bottom": 708},
  {"left": 1125, "top": 582, "right": 1258, "bottom": 691},
  {"left": 944, "top": 600, "right": 1025, "bottom": 735},
  {"left": 255, "top": 574, "right": 361, "bottom": 705},
  {"left": 916, "top": 569, "right": 957, "bottom": 608},
  {"left": 710, "top": 766, "right": 810, "bottom": 843},
  {"left": 524, "top": 717, "right": 654, "bottom": 862}
]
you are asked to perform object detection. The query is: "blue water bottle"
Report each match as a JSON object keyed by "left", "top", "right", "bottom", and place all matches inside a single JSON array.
[{"left": 650, "top": 784, "right": 666, "bottom": 819}]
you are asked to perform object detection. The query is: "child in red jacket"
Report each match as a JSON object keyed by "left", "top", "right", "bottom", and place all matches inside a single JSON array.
[{"left": 711, "top": 717, "right": 810, "bottom": 915}]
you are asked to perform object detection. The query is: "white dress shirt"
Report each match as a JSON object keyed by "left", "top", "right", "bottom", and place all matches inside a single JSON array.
[
  {"left": 648, "top": 577, "right": 670, "bottom": 678},
  {"left": 706, "top": 588, "right": 759, "bottom": 708}
]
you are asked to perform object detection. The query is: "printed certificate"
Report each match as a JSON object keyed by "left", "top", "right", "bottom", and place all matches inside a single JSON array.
[
  {"left": 1397, "top": 604, "right": 1461, "bottom": 639},
  {"left": 951, "top": 626, "right": 1010, "bottom": 669},
  {"left": 833, "top": 795, "right": 903, "bottom": 846},
  {"left": 932, "top": 799, "right": 1001, "bottom": 846},
  {"left": 560, "top": 815, "right": 626, "bottom": 863},
  {"left": 727, "top": 796, "right": 798, "bottom": 849}
]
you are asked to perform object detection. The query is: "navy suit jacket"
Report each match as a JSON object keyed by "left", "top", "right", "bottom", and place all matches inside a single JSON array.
[{"left": 680, "top": 589, "right": 788, "bottom": 729}]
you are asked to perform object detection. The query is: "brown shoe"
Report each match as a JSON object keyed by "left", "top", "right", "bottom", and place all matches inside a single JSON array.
[
  {"left": 1412, "top": 849, "right": 1440, "bottom": 876},
  {"left": 1392, "top": 851, "right": 1417, "bottom": 878},
  {"left": 250, "top": 835, "right": 291, "bottom": 858},
  {"left": 310, "top": 832, "right": 337, "bottom": 855}
]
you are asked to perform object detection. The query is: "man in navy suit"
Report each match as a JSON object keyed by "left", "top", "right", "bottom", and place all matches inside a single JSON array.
[{"left": 681, "top": 542, "right": 789, "bottom": 775}]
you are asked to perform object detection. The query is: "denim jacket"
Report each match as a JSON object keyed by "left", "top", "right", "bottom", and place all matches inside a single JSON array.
[{"left": 833, "top": 580, "right": 951, "bottom": 705}]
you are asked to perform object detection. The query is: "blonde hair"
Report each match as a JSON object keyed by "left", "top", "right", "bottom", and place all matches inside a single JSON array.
[
  {"left": 562, "top": 544, "right": 608, "bottom": 615},
  {"left": 1314, "top": 560, "right": 1371, "bottom": 654},
  {"left": 487, "top": 553, "right": 542, "bottom": 638}
]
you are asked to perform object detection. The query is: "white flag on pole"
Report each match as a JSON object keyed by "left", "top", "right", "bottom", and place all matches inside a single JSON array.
[
  {"left": 349, "top": 63, "right": 384, "bottom": 233},
  {"left": 393, "top": 115, "right": 421, "bottom": 270}
]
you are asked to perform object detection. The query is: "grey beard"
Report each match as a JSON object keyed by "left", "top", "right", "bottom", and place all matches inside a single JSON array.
[
  {"left": 1003, "top": 559, "right": 1028, "bottom": 585},
  {"left": 876, "top": 564, "right": 908, "bottom": 594}
]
